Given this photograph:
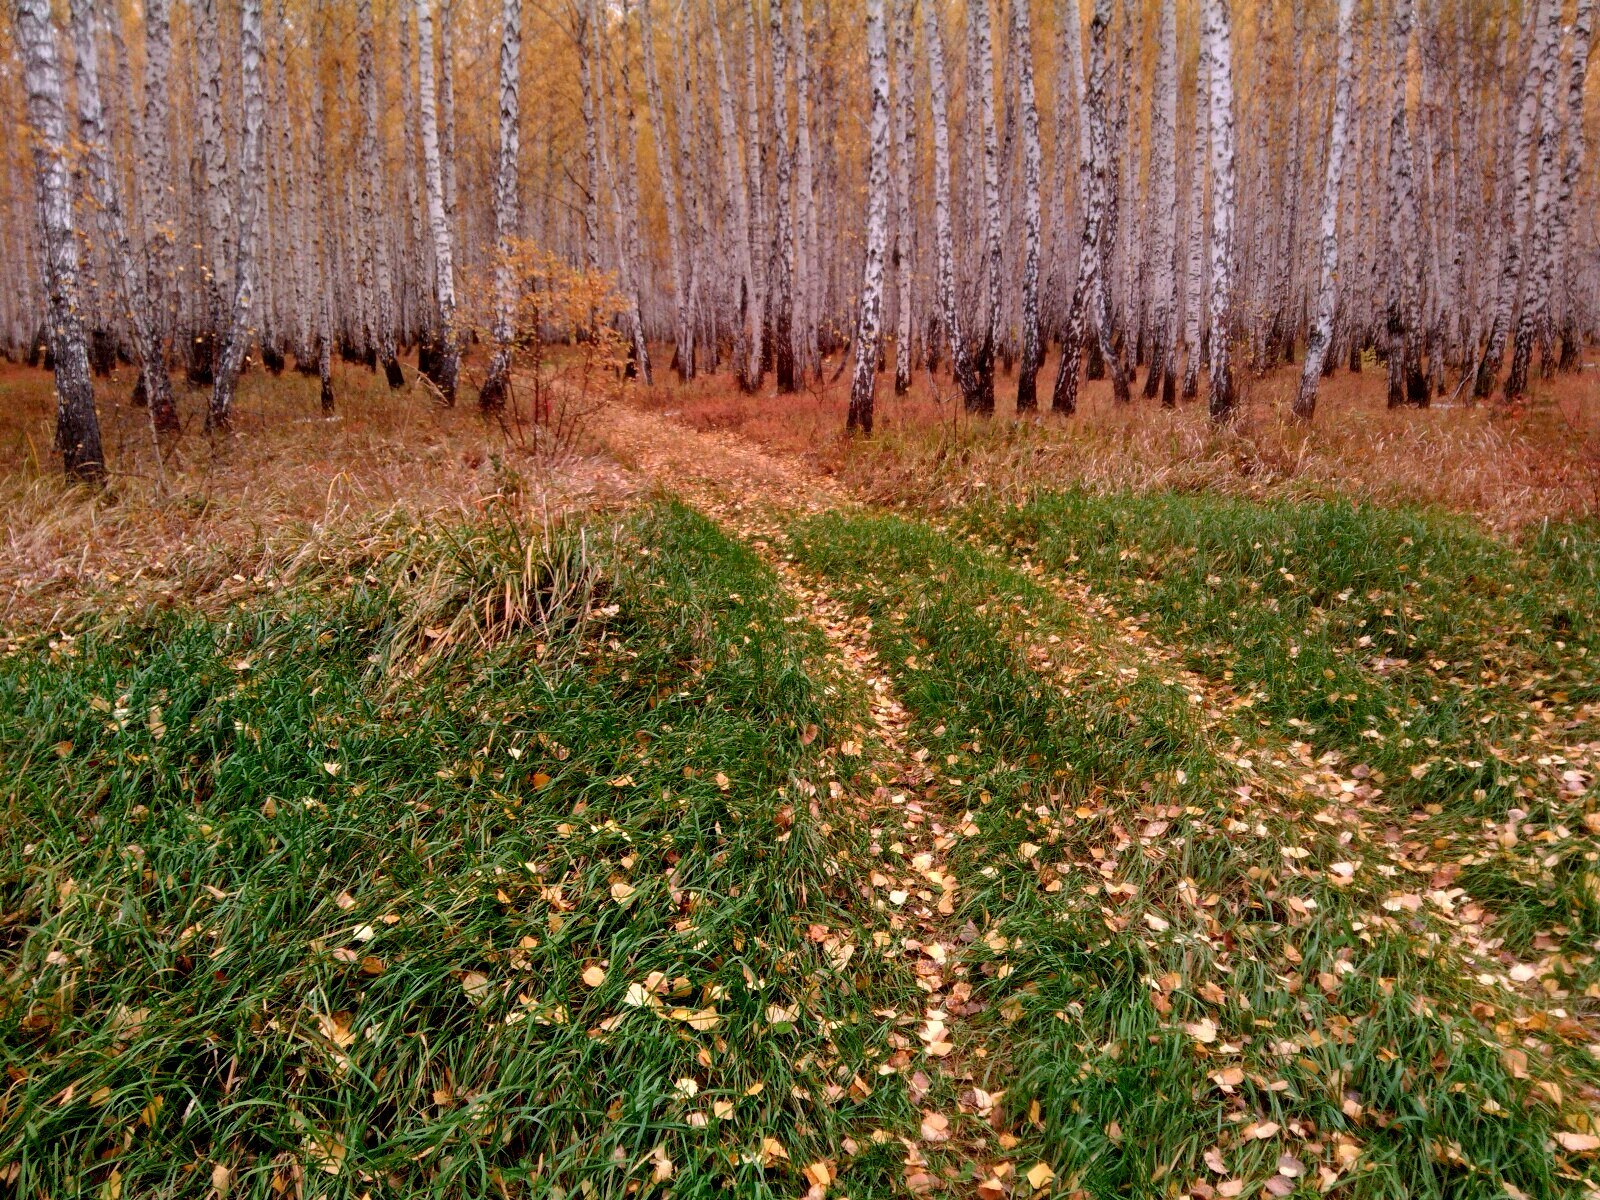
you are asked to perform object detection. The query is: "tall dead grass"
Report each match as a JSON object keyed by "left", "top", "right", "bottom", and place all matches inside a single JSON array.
[
  {"left": 0, "top": 355, "right": 629, "bottom": 631},
  {"left": 639, "top": 346, "right": 1600, "bottom": 529}
]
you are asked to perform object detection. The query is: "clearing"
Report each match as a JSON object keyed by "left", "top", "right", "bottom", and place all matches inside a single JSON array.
[{"left": 2, "top": 359, "right": 1599, "bottom": 1199}]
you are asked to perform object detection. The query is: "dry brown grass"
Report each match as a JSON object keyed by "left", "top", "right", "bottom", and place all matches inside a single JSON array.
[
  {"left": 5, "top": 340, "right": 1596, "bottom": 631},
  {"left": 637, "top": 345, "right": 1600, "bottom": 529},
  {"left": 0, "top": 354, "right": 630, "bottom": 631}
]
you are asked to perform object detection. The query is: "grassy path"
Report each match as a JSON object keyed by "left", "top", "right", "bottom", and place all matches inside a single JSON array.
[{"left": 599, "top": 404, "right": 1600, "bottom": 1199}]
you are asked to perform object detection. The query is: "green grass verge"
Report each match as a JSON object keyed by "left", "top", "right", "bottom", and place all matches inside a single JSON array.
[
  {"left": 1, "top": 501, "right": 916, "bottom": 1198},
  {"left": 787, "top": 509, "right": 1600, "bottom": 1200},
  {"left": 960, "top": 493, "right": 1600, "bottom": 962}
]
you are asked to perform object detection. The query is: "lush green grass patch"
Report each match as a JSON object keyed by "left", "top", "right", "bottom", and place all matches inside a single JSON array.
[
  {"left": 788, "top": 509, "right": 1599, "bottom": 1200},
  {"left": 1, "top": 502, "right": 915, "bottom": 1199}
]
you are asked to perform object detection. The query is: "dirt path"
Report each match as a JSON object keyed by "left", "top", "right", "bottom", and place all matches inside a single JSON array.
[{"left": 599, "top": 402, "right": 1020, "bottom": 1190}]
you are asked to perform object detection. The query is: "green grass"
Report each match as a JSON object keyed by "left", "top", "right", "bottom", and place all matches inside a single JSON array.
[
  {"left": 786, "top": 509, "right": 1600, "bottom": 1200},
  {"left": 5, "top": 485, "right": 1597, "bottom": 1200},
  {"left": 0, "top": 501, "right": 918, "bottom": 1198},
  {"left": 960, "top": 494, "right": 1600, "bottom": 961}
]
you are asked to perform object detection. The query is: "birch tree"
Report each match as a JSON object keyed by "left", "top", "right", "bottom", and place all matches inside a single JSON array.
[
  {"left": 417, "top": 0, "right": 460, "bottom": 403},
  {"left": 1201, "top": 0, "right": 1238, "bottom": 420},
  {"left": 207, "top": 0, "right": 265, "bottom": 431},
  {"left": 1292, "top": 0, "right": 1356, "bottom": 421},
  {"left": 1382, "top": 0, "right": 1425, "bottom": 408},
  {"left": 1013, "top": 0, "right": 1044, "bottom": 411},
  {"left": 792, "top": 0, "right": 819, "bottom": 381},
  {"left": 925, "top": 0, "right": 975, "bottom": 403},
  {"left": 891, "top": 0, "right": 916, "bottom": 395},
  {"left": 479, "top": 0, "right": 520, "bottom": 413},
  {"left": 769, "top": 0, "right": 797, "bottom": 391},
  {"left": 139, "top": 0, "right": 175, "bottom": 348},
  {"left": 195, "top": 0, "right": 231, "bottom": 373},
  {"left": 17, "top": 0, "right": 104, "bottom": 483},
  {"left": 68, "top": 0, "right": 178, "bottom": 442},
  {"left": 969, "top": 0, "right": 1003, "bottom": 414},
  {"left": 848, "top": 0, "right": 891, "bottom": 434},
  {"left": 1506, "top": 0, "right": 1567, "bottom": 401},
  {"left": 1474, "top": 0, "right": 1558, "bottom": 399},
  {"left": 1180, "top": 14, "right": 1208, "bottom": 399},
  {"left": 1554, "top": 0, "right": 1596, "bottom": 370},
  {"left": 1145, "top": 0, "right": 1178, "bottom": 405},
  {"left": 711, "top": 1, "right": 759, "bottom": 391},
  {"left": 358, "top": 0, "right": 403, "bottom": 388},
  {"left": 639, "top": 0, "right": 694, "bottom": 380},
  {"left": 1051, "top": 0, "right": 1127, "bottom": 412}
]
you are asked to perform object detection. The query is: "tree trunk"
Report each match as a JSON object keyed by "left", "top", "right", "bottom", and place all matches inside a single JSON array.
[
  {"left": 924, "top": 0, "right": 974, "bottom": 403},
  {"left": 207, "top": 0, "right": 265, "bottom": 432},
  {"left": 640, "top": 0, "right": 695, "bottom": 381},
  {"left": 139, "top": 0, "right": 176, "bottom": 351},
  {"left": 792, "top": 0, "right": 819, "bottom": 381},
  {"left": 1201, "top": 0, "right": 1237, "bottom": 420},
  {"left": 769, "top": 0, "right": 797, "bottom": 391},
  {"left": 1475, "top": 0, "right": 1558, "bottom": 398},
  {"left": 711, "top": 1, "right": 758, "bottom": 391},
  {"left": 968, "top": 0, "right": 1002, "bottom": 414},
  {"left": 848, "top": 0, "right": 891, "bottom": 434},
  {"left": 416, "top": 0, "right": 459, "bottom": 403},
  {"left": 480, "top": 0, "right": 520, "bottom": 413},
  {"left": 1292, "top": 0, "right": 1355, "bottom": 421},
  {"left": 890, "top": 0, "right": 917, "bottom": 396},
  {"left": 743, "top": 0, "right": 768, "bottom": 385},
  {"left": 195, "top": 0, "right": 232, "bottom": 363},
  {"left": 1014, "top": 0, "right": 1043, "bottom": 411},
  {"left": 1506, "top": 0, "right": 1568, "bottom": 402},
  {"left": 1553, "top": 0, "right": 1595, "bottom": 370},
  {"left": 69, "top": 0, "right": 178, "bottom": 444},
  {"left": 1146, "top": 0, "right": 1178, "bottom": 405},
  {"left": 1382, "top": 0, "right": 1425, "bottom": 409},
  {"left": 17, "top": 0, "right": 105, "bottom": 483},
  {"left": 1180, "top": 5, "right": 1208, "bottom": 399},
  {"left": 358, "top": 0, "right": 403, "bottom": 387}
]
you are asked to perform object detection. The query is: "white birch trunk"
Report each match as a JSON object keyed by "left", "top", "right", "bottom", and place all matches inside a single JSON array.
[
  {"left": 138, "top": 0, "right": 175, "bottom": 347},
  {"left": 69, "top": 0, "right": 178, "bottom": 441},
  {"left": 1180, "top": 9, "right": 1208, "bottom": 399},
  {"left": 195, "top": 0, "right": 231, "bottom": 349},
  {"left": 891, "top": 0, "right": 917, "bottom": 394},
  {"left": 743, "top": 0, "right": 768, "bottom": 385},
  {"left": 639, "top": 0, "right": 695, "bottom": 381},
  {"left": 769, "top": 0, "right": 797, "bottom": 390},
  {"left": 848, "top": 0, "right": 891, "bottom": 433},
  {"left": 1201, "top": 0, "right": 1237, "bottom": 419},
  {"left": 18, "top": 0, "right": 105, "bottom": 482},
  {"left": 791, "top": 0, "right": 819, "bottom": 380},
  {"left": 1507, "top": 0, "right": 1573, "bottom": 398},
  {"left": 207, "top": 0, "right": 263, "bottom": 430},
  {"left": 480, "top": 0, "right": 520, "bottom": 412},
  {"left": 1382, "top": 0, "right": 1425, "bottom": 408},
  {"left": 1554, "top": 0, "right": 1596, "bottom": 368},
  {"left": 1145, "top": 0, "right": 1177, "bottom": 404},
  {"left": 969, "top": 0, "right": 1003, "bottom": 413},
  {"left": 925, "top": 0, "right": 974, "bottom": 400},
  {"left": 1475, "top": 0, "right": 1558, "bottom": 397},
  {"left": 1292, "top": 0, "right": 1355, "bottom": 420},
  {"left": 358, "top": 0, "right": 401, "bottom": 385},
  {"left": 711, "top": 1, "right": 759, "bottom": 391},
  {"left": 417, "top": 0, "right": 459, "bottom": 403},
  {"left": 1014, "top": 0, "right": 1043, "bottom": 410}
]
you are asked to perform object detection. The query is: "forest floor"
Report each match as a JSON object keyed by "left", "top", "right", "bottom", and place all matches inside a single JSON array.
[{"left": 3, "top": 352, "right": 1600, "bottom": 1198}]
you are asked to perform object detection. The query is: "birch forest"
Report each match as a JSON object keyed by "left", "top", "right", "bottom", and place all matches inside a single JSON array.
[{"left": 2, "top": 0, "right": 1598, "bottom": 470}]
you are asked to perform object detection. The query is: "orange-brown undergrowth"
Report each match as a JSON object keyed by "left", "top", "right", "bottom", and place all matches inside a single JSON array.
[
  {"left": 638, "top": 344, "right": 1600, "bottom": 529},
  {"left": 3, "top": 341, "right": 1596, "bottom": 629},
  {"left": 0, "top": 354, "right": 626, "bottom": 629}
]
